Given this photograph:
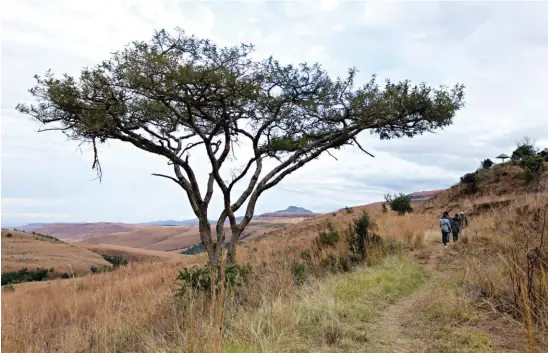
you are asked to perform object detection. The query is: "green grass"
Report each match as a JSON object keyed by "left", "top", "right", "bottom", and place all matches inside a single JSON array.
[{"left": 223, "top": 256, "right": 430, "bottom": 353}]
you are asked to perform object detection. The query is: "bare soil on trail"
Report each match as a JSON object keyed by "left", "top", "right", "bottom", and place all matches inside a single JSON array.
[{"left": 364, "top": 245, "right": 445, "bottom": 353}]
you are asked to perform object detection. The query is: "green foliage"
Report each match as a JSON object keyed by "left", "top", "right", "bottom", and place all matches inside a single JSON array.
[
  {"left": 16, "top": 28, "right": 465, "bottom": 266},
  {"left": 177, "top": 263, "right": 253, "bottom": 298},
  {"left": 519, "top": 155, "right": 546, "bottom": 183},
  {"left": 291, "top": 262, "right": 307, "bottom": 285},
  {"left": 1, "top": 268, "right": 49, "bottom": 286},
  {"left": 381, "top": 203, "right": 388, "bottom": 213},
  {"left": 384, "top": 193, "right": 413, "bottom": 216},
  {"left": 315, "top": 222, "right": 340, "bottom": 248},
  {"left": 480, "top": 158, "right": 494, "bottom": 169},
  {"left": 345, "top": 211, "right": 381, "bottom": 263},
  {"left": 460, "top": 171, "right": 479, "bottom": 193},
  {"left": 512, "top": 137, "right": 537, "bottom": 161},
  {"left": 101, "top": 254, "right": 128, "bottom": 268}
]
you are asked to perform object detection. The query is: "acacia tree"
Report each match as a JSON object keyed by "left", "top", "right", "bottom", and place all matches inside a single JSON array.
[{"left": 16, "top": 29, "right": 465, "bottom": 265}]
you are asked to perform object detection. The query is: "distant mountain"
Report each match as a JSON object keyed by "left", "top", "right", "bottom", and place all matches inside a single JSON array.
[
  {"left": 144, "top": 206, "right": 316, "bottom": 226},
  {"left": 274, "top": 206, "right": 313, "bottom": 213},
  {"left": 406, "top": 190, "right": 442, "bottom": 202},
  {"left": 260, "top": 206, "right": 318, "bottom": 218}
]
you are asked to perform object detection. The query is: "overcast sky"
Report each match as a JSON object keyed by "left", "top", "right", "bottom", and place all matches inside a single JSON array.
[{"left": 2, "top": 0, "right": 548, "bottom": 226}]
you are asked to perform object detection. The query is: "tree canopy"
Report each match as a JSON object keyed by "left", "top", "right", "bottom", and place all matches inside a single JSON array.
[
  {"left": 16, "top": 28, "right": 465, "bottom": 265},
  {"left": 384, "top": 193, "right": 413, "bottom": 216}
]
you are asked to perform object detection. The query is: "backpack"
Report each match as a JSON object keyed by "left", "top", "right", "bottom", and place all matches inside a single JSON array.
[{"left": 440, "top": 219, "right": 450, "bottom": 233}]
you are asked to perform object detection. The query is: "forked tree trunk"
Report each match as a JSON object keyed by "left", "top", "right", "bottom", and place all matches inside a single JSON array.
[{"left": 226, "top": 228, "right": 243, "bottom": 264}]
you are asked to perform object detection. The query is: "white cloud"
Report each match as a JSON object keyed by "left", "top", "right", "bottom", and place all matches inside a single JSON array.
[{"left": 2, "top": 1, "right": 548, "bottom": 226}]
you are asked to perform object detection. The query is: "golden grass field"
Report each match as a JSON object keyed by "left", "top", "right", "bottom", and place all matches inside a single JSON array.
[
  {"left": 2, "top": 163, "right": 547, "bottom": 353},
  {"left": 1, "top": 230, "right": 111, "bottom": 275}
]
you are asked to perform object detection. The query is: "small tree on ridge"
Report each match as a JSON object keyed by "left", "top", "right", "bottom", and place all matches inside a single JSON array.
[
  {"left": 384, "top": 193, "right": 413, "bottom": 216},
  {"left": 16, "top": 28, "right": 465, "bottom": 266}
]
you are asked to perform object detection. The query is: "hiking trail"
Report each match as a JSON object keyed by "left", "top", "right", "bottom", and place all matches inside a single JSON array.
[{"left": 364, "top": 244, "right": 446, "bottom": 353}]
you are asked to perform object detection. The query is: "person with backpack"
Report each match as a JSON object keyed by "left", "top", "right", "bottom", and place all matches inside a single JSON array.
[
  {"left": 439, "top": 211, "right": 452, "bottom": 248},
  {"left": 459, "top": 212, "right": 468, "bottom": 228},
  {"left": 451, "top": 213, "right": 461, "bottom": 242}
]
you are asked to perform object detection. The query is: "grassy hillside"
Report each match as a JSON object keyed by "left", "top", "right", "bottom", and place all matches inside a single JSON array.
[
  {"left": 1, "top": 230, "right": 111, "bottom": 277},
  {"left": 2, "top": 162, "right": 547, "bottom": 353},
  {"left": 82, "top": 243, "right": 185, "bottom": 262}
]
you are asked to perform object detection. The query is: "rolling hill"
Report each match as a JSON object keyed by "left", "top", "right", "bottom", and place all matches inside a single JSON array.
[{"left": 1, "top": 230, "right": 111, "bottom": 275}]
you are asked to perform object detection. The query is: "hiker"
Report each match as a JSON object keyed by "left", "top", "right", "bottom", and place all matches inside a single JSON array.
[
  {"left": 459, "top": 212, "right": 468, "bottom": 228},
  {"left": 451, "top": 213, "right": 461, "bottom": 242},
  {"left": 439, "top": 211, "right": 452, "bottom": 248}
]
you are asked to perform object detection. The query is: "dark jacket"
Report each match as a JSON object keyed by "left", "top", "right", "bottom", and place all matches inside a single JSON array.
[{"left": 451, "top": 217, "right": 460, "bottom": 234}]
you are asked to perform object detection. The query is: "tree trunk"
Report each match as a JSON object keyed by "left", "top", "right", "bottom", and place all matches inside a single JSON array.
[
  {"left": 226, "top": 228, "right": 243, "bottom": 264},
  {"left": 198, "top": 218, "right": 222, "bottom": 266}
]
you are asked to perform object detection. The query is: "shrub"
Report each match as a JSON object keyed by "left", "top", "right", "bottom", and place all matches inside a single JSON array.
[
  {"left": 101, "top": 255, "right": 128, "bottom": 268},
  {"left": 480, "top": 158, "right": 494, "bottom": 169},
  {"left": 344, "top": 206, "right": 353, "bottom": 214},
  {"left": 460, "top": 172, "right": 477, "bottom": 184},
  {"left": 315, "top": 222, "right": 340, "bottom": 248},
  {"left": 90, "top": 266, "right": 99, "bottom": 274},
  {"left": 291, "top": 262, "right": 307, "bottom": 285},
  {"left": 512, "top": 136, "right": 537, "bottom": 161},
  {"left": 6, "top": 232, "right": 12, "bottom": 238},
  {"left": 460, "top": 171, "right": 478, "bottom": 193},
  {"left": 381, "top": 203, "right": 388, "bottom": 213},
  {"left": 177, "top": 263, "right": 253, "bottom": 298},
  {"left": 384, "top": 193, "right": 413, "bottom": 216},
  {"left": 520, "top": 155, "right": 546, "bottom": 183},
  {"left": 345, "top": 211, "right": 381, "bottom": 263},
  {"left": 1, "top": 268, "right": 49, "bottom": 285},
  {"left": 60, "top": 273, "right": 71, "bottom": 279}
]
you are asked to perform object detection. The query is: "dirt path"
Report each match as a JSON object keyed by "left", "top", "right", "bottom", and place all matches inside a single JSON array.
[{"left": 364, "top": 245, "right": 445, "bottom": 353}]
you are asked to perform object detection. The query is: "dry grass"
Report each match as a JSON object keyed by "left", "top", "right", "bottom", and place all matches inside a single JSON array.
[
  {"left": 81, "top": 243, "right": 186, "bottom": 262},
  {"left": 1, "top": 204, "right": 433, "bottom": 353},
  {"left": 3, "top": 163, "right": 547, "bottom": 353},
  {"left": 1, "top": 230, "right": 111, "bottom": 275},
  {"left": 224, "top": 256, "right": 430, "bottom": 353}
]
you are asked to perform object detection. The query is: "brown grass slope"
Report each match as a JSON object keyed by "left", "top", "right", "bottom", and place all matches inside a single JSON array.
[
  {"left": 78, "top": 220, "right": 296, "bottom": 252},
  {"left": 81, "top": 243, "right": 185, "bottom": 262},
  {"left": 2, "top": 162, "right": 547, "bottom": 353},
  {"left": 1, "top": 230, "right": 111, "bottom": 275}
]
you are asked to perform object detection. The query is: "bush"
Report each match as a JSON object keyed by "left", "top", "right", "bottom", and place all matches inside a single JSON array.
[
  {"left": 102, "top": 255, "right": 128, "bottom": 267},
  {"left": 345, "top": 211, "right": 382, "bottom": 263},
  {"left": 384, "top": 193, "right": 413, "bottom": 216},
  {"left": 512, "top": 137, "right": 537, "bottom": 161},
  {"left": 480, "top": 158, "right": 494, "bottom": 169},
  {"left": 460, "top": 171, "right": 478, "bottom": 193},
  {"left": 381, "top": 203, "right": 388, "bottom": 213},
  {"left": 315, "top": 222, "right": 339, "bottom": 248},
  {"left": 291, "top": 262, "right": 307, "bottom": 285},
  {"left": 177, "top": 263, "right": 253, "bottom": 298},
  {"left": 344, "top": 206, "right": 353, "bottom": 214},
  {"left": 6, "top": 232, "right": 12, "bottom": 238},
  {"left": 90, "top": 266, "right": 99, "bottom": 274},
  {"left": 1, "top": 268, "right": 49, "bottom": 285},
  {"left": 520, "top": 155, "right": 546, "bottom": 183}
]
